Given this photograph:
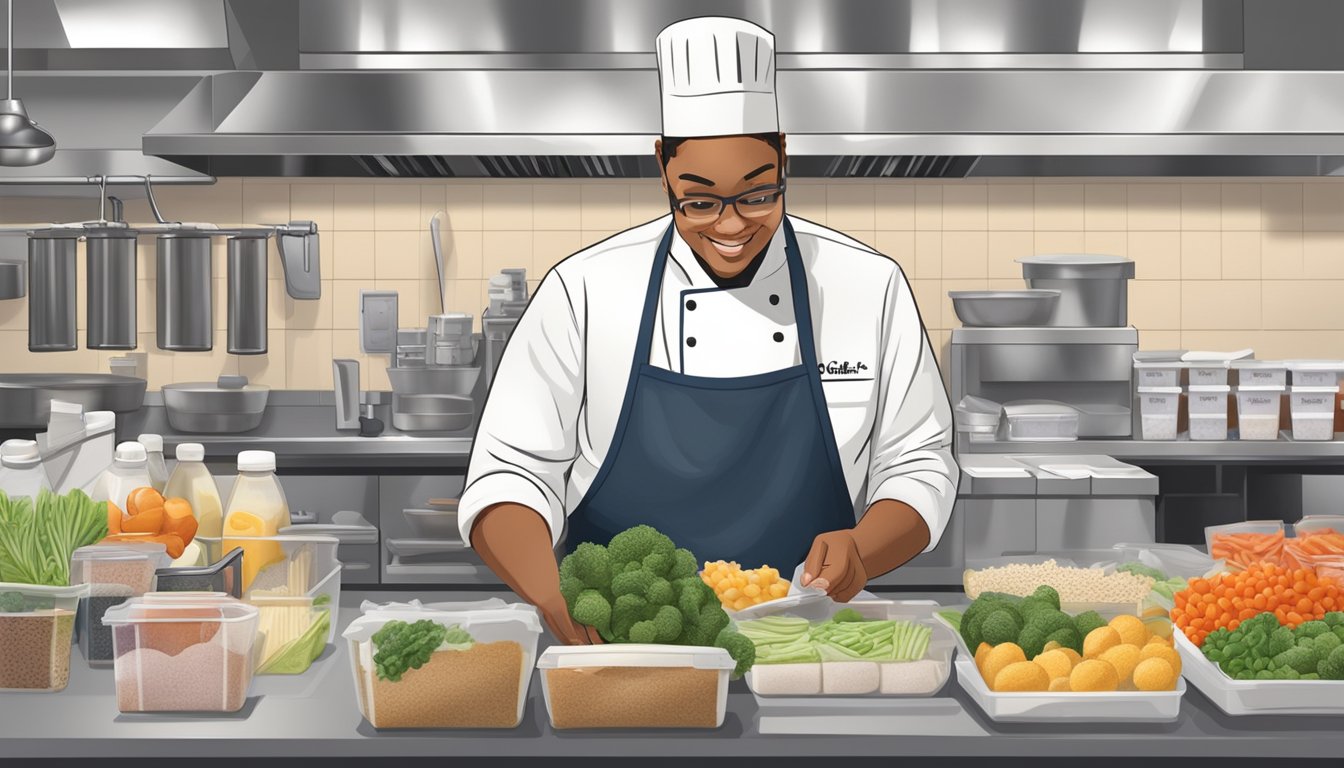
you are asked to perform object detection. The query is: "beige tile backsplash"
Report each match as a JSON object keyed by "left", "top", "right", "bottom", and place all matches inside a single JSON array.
[{"left": 5, "top": 177, "right": 1344, "bottom": 390}]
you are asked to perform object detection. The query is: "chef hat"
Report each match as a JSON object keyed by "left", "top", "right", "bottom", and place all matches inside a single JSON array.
[{"left": 655, "top": 16, "right": 779, "bottom": 138}]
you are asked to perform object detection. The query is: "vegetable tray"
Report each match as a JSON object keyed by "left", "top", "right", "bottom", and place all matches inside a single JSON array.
[
  {"left": 1174, "top": 630, "right": 1344, "bottom": 716},
  {"left": 954, "top": 659, "right": 1185, "bottom": 723}
]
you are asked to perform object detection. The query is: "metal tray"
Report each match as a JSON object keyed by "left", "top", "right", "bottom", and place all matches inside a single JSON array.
[{"left": 0, "top": 373, "right": 145, "bottom": 428}]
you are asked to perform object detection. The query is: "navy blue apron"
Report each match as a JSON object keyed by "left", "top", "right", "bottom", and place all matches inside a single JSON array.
[{"left": 567, "top": 219, "right": 854, "bottom": 570}]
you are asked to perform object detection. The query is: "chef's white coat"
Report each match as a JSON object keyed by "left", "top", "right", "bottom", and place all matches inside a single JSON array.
[{"left": 458, "top": 214, "right": 959, "bottom": 553}]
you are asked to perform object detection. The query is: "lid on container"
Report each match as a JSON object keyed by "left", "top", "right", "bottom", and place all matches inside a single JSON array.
[
  {"left": 102, "top": 592, "right": 257, "bottom": 625},
  {"left": 1133, "top": 360, "right": 1186, "bottom": 369},
  {"left": 955, "top": 396, "right": 1003, "bottom": 427},
  {"left": 1287, "top": 360, "right": 1344, "bottom": 372},
  {"left": 0, "top": 439, "right": 40, "bottom": 466},
  {"left": 1237, "top": 385, "right": 1286, "bottom": 393},
  {"left": 537, "top": 644, "right": 735, "bottom": 671},
  {"left": 1182, "top": 349, "right": 1254, "bottom": 364},
  {"left": 1133, "top": 350, "right": 1187, "bottom": 363},
  {"left": 1188, "top": 385, "right": 1232, "bottom": 394},
  {"left": 1017, "top": 254, "right": 1135, "bottom": 279},
  {"left": 1291, "top": 385, "right": 1341, "bottom": 394},
  {"left": 0, "top": 581, "right": 88, "bottom": 600},
  {"left": 1231, "top": 360, "right": 1287, "bottom": 370},
  {"left": 342, "top": 598, "right": 542, "bottom": 642},
  {"left": 114, "top": 441, "right": 147, "bottom": 463},
  {"left": 237, "top": 450, "right": 276, "bottom": 472},
  {"left": 72, "top": 541, "right": 170, "bottom": 566},
  {"left": 176, "top": 442, "right": 205, "bottom": 462},
  {"left": 1137, "top": 386, "right": 1182, "bottom": 394},
  {"left": 1002, "top": 401, "right": 1079, "bottom": 418},
  {"left": 137, "top": 434, "right": 163, "bottom": 452}
]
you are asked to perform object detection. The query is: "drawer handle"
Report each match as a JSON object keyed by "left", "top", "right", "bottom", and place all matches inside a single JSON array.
[{"left": 427, "top": 498, "right": 459, "bottom": 509}]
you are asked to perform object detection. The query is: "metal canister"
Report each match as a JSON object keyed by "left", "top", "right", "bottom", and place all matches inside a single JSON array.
[
  {"left": 27, "top": 231, "right": 79, "bottom": 352},
  {"left": 227, "top": 233, "right": 269, "bottom": 355},
  {"left": 85, "top": 228, "right": 139, "bottom": 350},
  {"left": 156, "top": 233, "right": 213, "bottom": 351}
]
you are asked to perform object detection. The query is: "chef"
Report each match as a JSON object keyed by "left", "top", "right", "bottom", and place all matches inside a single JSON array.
[{"left": 459, "top": 16, "right": 958, "bottom": 644}]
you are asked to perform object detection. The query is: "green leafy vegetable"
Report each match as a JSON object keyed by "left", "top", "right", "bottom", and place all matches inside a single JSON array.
[
  {"left": 738, "top": 612, "right": 932, "bottom": 665},
  {"left": 257, "top": 609, "right": 331, "bottom": 675},
  {"left": 313, "top": 593, "right": 332, "bottom": 607},
  {"left": 0, "top": 489, "right": 109, "bottom": 586},
  {"left": 371, "top": 620, "right": 473, "bottom": 682},
  {"left": 1201, "top": 611, "right": 1344, "bottom": 681}
]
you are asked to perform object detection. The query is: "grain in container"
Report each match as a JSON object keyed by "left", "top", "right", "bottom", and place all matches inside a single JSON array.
[
  {"left": 1137, "top": 387, "right": 1181, "bottom": 441},
  {"left": 1187, "top": 385, "right": 1231, "bottom": 441},
  {"left": 70, "top": 541, "right": 171, "bottom": 667},
  {"left": 1289, "top": 386, "right": 1339, "bottom": 441},
  {"left": 1235, "top": 386, "right": 1285, "bottom": 441},
  {"left": 0, "top": 582, "right": 86, "bottom": 692}
]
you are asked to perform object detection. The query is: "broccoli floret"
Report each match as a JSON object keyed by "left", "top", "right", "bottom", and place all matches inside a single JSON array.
[
  {"left": 611, "top": 569, "right": 655, "bottom": 598},
  {"left": 677, "top": 578, "right": 709, "bottom": 622},
  {"left": 961, "top": 610, "right": 989, "bottom": 650},
  {"left": 1017, "top": 597, "right": 1053, "bottom": 621},
  {"left": 612, "top": 594, "right": 650, "bottom": 640},
  {"left": 1264, "top": 626, "right": 1297, "bottom": 658},
  {"left": 629, "top": 620, "right": 658, "bottom": 644},
  {"left": 571, "top": 589, "right": 612, "bottom": 638},
  {"left": 645, "top": 577, "right": 675, "bottom": 606},
  {"left": 1335, "top": 626, "right": 1344, "bottom": 643},
  {"left": 1272, "top": 666, "right": 1301, "bottom": 680},
  {"left": 0, "top": 591, "right": 24, "bottom": 613},
  {"left": 1274, "top": 645, "right": 1321, "bottom": 675},
  {"left": 980, "top": 609, "right": 1023, "bottom": 646},
  {"left": 696, "top": 602, "right": 730, "bottom": 642},
  {"left": 642, "top": 552, "right": 671, "bottom": 577},
  {"left": 1047, "top": 627, "right": 1084, "bottom": 655},
  {"left": 607, "top": 525, "right": 675, "bottom": 570},
  {"left": 1319, "top": 646, "right": 1344, "bottom": 680},
  {"left": 566, "top": 542, "right": 613, "bottom": 592},
  {"left": 1312, "top": 631, "right": 1343, "bottom": 658},
  {"left": 831, "top": 608, "right": 866, "bottom": 623},
  {"left": 1116, "top": 562, "right": 1166, "bottom": 581},
  {"left": 1322, "top": 611, "right": 1344, "bottom": 628},
  {"left": 1031, "top": 585, "right": 1061, "bottom": 610},
  {"left": 1026, "top": 609, "right": 1074, "bottom": 635},
  {"left": 1017, "top": 625, "right": 1049, "bottom": 659},
  {"left": 1297, "top": 620, "right": 1331, "bottom": 640},
  {"left": 715, "top": 628, "right": 756, "bottom": 679},
  {"left": 559, "top": 575, "right": 587, "bottom": 607},
  {"left": 1072, "top": 610, "right": 1107, "bottom": 639},
  {"left": 668, "top": 548, "right": 699, "bottom": 580},
  {"left": 653, "top": 604, "right": 683, "bottom": 643}
]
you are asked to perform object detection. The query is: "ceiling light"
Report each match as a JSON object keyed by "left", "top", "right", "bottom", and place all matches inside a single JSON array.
[{"left": 0, "top": 0, "right": 55, "bottom": 167}]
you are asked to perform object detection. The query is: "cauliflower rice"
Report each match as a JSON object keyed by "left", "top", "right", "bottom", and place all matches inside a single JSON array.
[{"left": 964, "top": 560, "right": 1154, "bottom": 606}]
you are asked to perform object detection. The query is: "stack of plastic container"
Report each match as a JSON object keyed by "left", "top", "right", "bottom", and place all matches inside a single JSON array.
[
  {"left": 1134, "top": 351, "right": 1184, "bottom": 441},
  {"left": 1287, "top": 361, "right": 1344, "bottom": 441},
  {"left": 1232, "top": 360, "right": 1287, "bottom": 441}
]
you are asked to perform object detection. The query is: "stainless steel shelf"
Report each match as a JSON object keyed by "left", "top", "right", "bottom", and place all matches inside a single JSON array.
[{"left": 961, "top": 434, "right": 1344, "bottom": 464}]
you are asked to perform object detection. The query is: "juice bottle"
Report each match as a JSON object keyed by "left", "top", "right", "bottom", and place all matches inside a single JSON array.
[
  {"left": 222, "top": 451, "right": 290, "bottom": 590},
  {"left": 164, "top": 443, "right": 223, "bottom": 539}
]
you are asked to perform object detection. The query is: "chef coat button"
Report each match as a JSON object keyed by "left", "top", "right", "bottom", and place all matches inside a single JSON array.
[
  {"left": 773, "top": 332, "right": 785, "bottom": 343},
  {"left": 687, "top": 337, "right": 697, "bottom": 347},
  {"left": 769, "top": 294, "right": 780, "bottom": 305},
  {"left": 686, "top": 299, "right": 697, "bottom": 311}
]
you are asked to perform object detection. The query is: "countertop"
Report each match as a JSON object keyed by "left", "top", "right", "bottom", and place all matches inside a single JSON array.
[
  {"left": 3, "top": 589, "right": 1343, "bottom": 765},
  {"left": 961, "top": 434, "right": 1344, "bottom": 464}
]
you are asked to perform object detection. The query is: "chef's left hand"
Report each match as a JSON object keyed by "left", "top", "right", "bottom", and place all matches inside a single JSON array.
[{"left": 801, "top": 530, "right": 869, "bottom": 603}]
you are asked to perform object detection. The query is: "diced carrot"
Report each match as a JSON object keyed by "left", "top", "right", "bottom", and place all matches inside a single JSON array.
[
  {"left": 107, "top": 502, "right": 122, "bottom": 536},
  {"left": 162, "top": 497, "right": 198, "bottom": 545}
]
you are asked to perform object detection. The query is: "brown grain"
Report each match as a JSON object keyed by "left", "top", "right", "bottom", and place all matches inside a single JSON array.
[
  {"left": 358, "top": 640, "right": 524, "bottom": 729},
  {"left": 0, "top": 611, "right": 74, "bottom": 691},
  {"left": 115, "top": 644, "right": 250, "bottom": 712},
  {"left": 544, "top": 667, "right": 721, "bottom": 729}
]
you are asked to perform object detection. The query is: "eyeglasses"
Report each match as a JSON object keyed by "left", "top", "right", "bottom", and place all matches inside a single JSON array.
[{"left": 670, "top": 183, "right": 786, "bottom": 224}]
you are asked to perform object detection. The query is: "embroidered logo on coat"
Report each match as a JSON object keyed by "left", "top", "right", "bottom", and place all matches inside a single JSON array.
[{"left": 818, "top": 361, "right": 869, "bottom": 376}]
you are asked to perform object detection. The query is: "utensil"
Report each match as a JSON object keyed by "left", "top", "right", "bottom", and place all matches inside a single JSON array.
[
  {"left": 430, "top": 211, "right": 446, "bottom": 314},
  {"left": 1017, "top": 254, "right": 1135, "bottom": 327},
  {"left": 161, "top": 375, "right": 269, "bottom": 433},
  {"left": 949, "top": 290, "right": 1060, "bottom": 327},
  {"left": 27, "top": 231, "right": 78, "bottom": 351},
  {"left": 391, "top": 393, "right": 474, "bottom": 432},
  {"left": 0, "top": 374, "right": 144, "bottom": 428}
]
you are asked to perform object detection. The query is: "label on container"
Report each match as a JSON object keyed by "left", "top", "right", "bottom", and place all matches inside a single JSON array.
[
  {"left": 1297, "top": 394, "right": 1332, "bottom": 408},
  {"left": 1241, "top": 394, "right": 1277, "bottom": 407},
  {"left": 1245, "top": 371, "right": 1284, "bottom": 383},
  {"left": 1192, "top": 393, "right": 1225, "bottom": 407}
]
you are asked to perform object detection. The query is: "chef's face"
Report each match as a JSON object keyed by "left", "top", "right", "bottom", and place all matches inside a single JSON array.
[{"left": 657, "top": 134, "right": 786, "bottom": 279}]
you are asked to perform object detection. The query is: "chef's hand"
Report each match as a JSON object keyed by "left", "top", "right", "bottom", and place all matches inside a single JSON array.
[
  {"left": 537, "top": 592, "right": 605, "bottom": 646},
  {"left": 801, "top": 530, "right": 869, "bottom": 603}
]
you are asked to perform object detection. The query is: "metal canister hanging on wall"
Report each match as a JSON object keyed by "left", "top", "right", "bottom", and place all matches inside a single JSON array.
[
  {"left": 156, "top": 232, "right": 213, "bottom": 351},
  {"left": 226, "top": 233, "right": 269, "bottom": 355},
  {"left": 27, "top": 230, "right": 78, "bottom": 352},
  {"left": 85, "top": 228, "right": 139, "bottom": 350}
]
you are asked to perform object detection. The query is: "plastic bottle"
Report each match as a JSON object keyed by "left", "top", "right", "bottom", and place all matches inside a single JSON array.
[
  {"left": 87, "top": 442, "right": 154, "bottom": 510},
  {"left": 0, "top": 439, "right": 51, "bottom": 500},
  {"left": 223, "top": 450, "right": 290, "bottom": 535},
  {"left": 164, "top": 443, "right": 223, "bottom": 539},
  {"left": 138, "top": 433, "right": 168, "bottom": 492}
]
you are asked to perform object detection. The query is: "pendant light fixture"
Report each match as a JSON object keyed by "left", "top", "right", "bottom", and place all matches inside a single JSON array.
[{"left": 0, "top": 0, "right": 55, "bottom": 166}]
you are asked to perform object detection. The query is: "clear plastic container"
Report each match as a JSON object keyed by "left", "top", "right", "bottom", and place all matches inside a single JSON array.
[
  {"left": 1137, "top": 387, "right": 1181, "bottom": 441},
  {"left": 344, "top": 599, "right": 542, "bottom": 729},
  {"left": 1133, "top": 361, "right": 1183, "bottom": 388},
  {"left": 164, "top": 443, "right": 223, "bottom": 539},
  {"left": 198, "top": 534, "right": 340, "bottom": 601},
  {"left": 954, "top": 658, "right": 1185, "bottom": 723},
  {"left": 0, "top": 439, "right": 51, "bottom": 500},
  {"left": 86, "top": 441, "right": 154, "bottom": 511},
  {"left": 1288, "top": 360, "right": 1344, "bottom": 388},
  {"left": 1174, "top": 631, "right": 1344, "bottom": 715},
  {"left": 0, "top": 582, "right": 85, "bottom": 692},
  {"left": 1003, "top": 402, "right": 1079, "bottom": 442},
  {"left": 70, "top": 542, "right": 172, "bottom": 667},
  {"left": 1187, "top": 385, "right": 1231, "bottom": 441},
  {"left": 1231, "top": 360, "right": 1288, "bottom": 388},
  {"left": 744, "top": 600, "right": 955, "bottom": 700},
  {"left": 156, "top": 547, "right": 243, "bottom": 598},
  {"left": 138, "top": 434, "right": 168, "bottom": 493},
  {"left": 103, "top": 592, "right": 259, "bottom": 713},
  {"left": 1289, "top": 386, "right": 1339, "bottom": 441},
  {"left": 538, "top": 644, "right": 735, "bottom": 729},
  {"left": 1182, "top": 349, "right": 1252, "bottom": 387},
  {"left": 222, "top": 450, "right": 291, "bottom": 539},
  {"left": 1204, "top": 520, "right": 1286, "bottom": 570},
  {"left": 1284, "top": 516, "right": 1344, "bottom": 570},
  {"left": 250, "top": 593, "right": 334, "bottom": 675},
  {"left": 1291, "top": 515, "right": 1344, "bottom": 536},
  {"left": 1235, "top": 385, "right": 1284, "bottom": 441}
]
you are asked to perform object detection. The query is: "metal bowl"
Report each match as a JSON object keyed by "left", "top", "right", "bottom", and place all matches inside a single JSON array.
[
  {"left": 385, "top": 365, "right": 481, "bottom": 397},
  {"left": 0, "top": 373, "right": 146, "bottom": 429},
  {"left": 391, "top": 393, "right": 474, "bottom": 432},
  {"left": 949, "top": 290, "right": 1061, "bottom": 327},
  {"left": 162, "top": 380, "right": 270, "bottom": 433}
]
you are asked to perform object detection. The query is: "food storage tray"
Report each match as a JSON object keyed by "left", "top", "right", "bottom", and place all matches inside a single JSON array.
[
  {"left": 954, "top": 658, "right": 1185, "bottom": 723},
  {"left": 1174, "top": 630, "right": 1344, "bottom": 715},
  {"left": 70, "top": 542, "right": 172, "bottom": 668},
  {"left": 0, "top": 582, "right": 87, "bottom": 693}
]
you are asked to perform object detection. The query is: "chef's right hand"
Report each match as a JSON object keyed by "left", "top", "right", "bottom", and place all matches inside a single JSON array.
[{"left": 538, "top": 593, "right": 604, "bottom": 645}]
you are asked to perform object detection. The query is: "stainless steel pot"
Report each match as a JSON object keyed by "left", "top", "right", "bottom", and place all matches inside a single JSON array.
[
  {"left": 385, "top": 365, "right": 480, "bottom": 397},
  {"left": 162, "top": 376, "right": 270, "bottom": 433},
  {"left": 391, "top": 393, "right": 473, "bottom": 432},
  {"left": 1018, "top": 254, "right": 1136, "bottom": 327},
  {"left": 949, "top": 290, "right": 1060, "bottom": 327},
  {"left": 0, "top": 374, "right": 146, "bottom": 428}
]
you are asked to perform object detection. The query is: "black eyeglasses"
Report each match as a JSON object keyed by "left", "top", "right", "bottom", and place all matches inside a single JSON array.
[{"left": 670, "top": 183, "right": 787, "bottom": 224}]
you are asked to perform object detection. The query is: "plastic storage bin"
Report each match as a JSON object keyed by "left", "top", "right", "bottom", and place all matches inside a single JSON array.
[
  {"left": 1288, "top": 360, "right": 1344, "bottom": 387},
  {"left": 954, "top": 658, "right": 1185, "bottom": 723},
  {"left": 1174, "top": 631, "right": 1344, "bottom": 715},
  {"left": 1187, "top": 385, "right": 1230, "bottom": 441},
  {"left": 1132, "top": 352, "right": 1185, "bottom": 388},
  {"left": 1235, "top": 386, "right": 1284, "bottom": 441},
  {"left": 1205, "top": 520, "right": 1285, "bottom": 570},
  {"left": 0, "top": 582, "right": 86, "bottom": 692},
  {"left": 745, "top": 600, "right": 955, "bottom": 701},
  {"left": 1182, "top": 349, "right": 1253, "bottom": 387},
  {"left": 198, "top": 534, "right": 340, "bottom": 599},
  {"left": 538, "top": 644, "right": 735, "bottom": 729},
  {"left": 344, "top": 598, "right": 541, "bottom": 729},
  {"left": 1232, "top": 360, "right": 1288, "bottom": 388},
  {"left": 1289, "top": 386, "right": 1339, "bottom": 441},
  {"left": 155, "top": 547, "right": 243, "bottom": 597},
  {"left": 1002, "top": 402, "right": 1079, "bottom": 442},
  {"left": 103, "top": 592, "right": 259, "bottom": 712},
  {"left": 1136, "top": 387, "right": 1181, "bottom": 441},
  {"left": 70, "top": 542, "right": 171, "bottom": 667}
]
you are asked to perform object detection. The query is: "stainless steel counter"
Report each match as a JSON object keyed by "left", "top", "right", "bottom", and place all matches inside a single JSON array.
[
  {"left": 962, "top": 434, "right": 1344, "bottom": 464},
  {"left": 1, "top": 589, "right": 1342, "bottom": 763}
]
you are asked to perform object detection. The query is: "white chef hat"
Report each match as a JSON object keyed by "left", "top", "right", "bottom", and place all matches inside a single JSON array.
[{"left": 655, "top": 16, "right": 779, "bottom": 138}]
